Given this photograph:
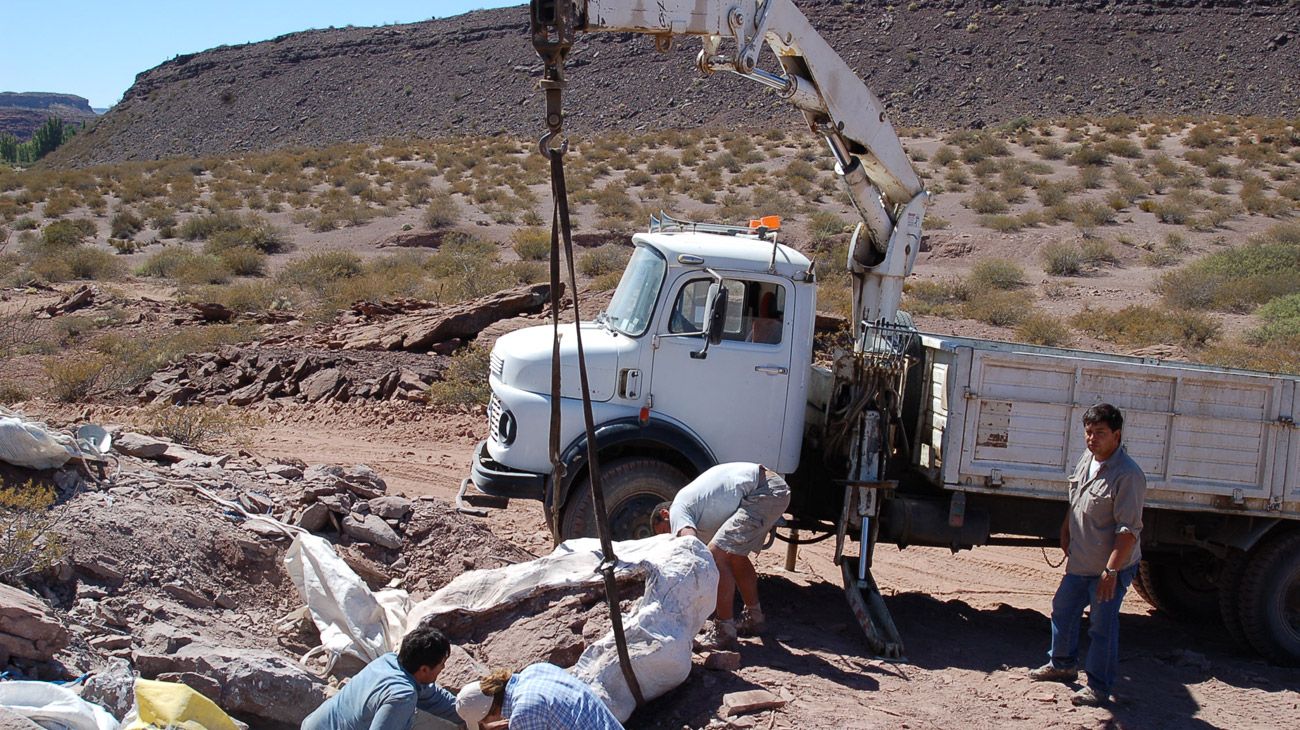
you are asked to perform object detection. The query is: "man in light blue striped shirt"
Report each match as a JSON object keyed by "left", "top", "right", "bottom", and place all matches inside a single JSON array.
[{"left": 455, "top": 663, "right": 622, "bottom": 730}]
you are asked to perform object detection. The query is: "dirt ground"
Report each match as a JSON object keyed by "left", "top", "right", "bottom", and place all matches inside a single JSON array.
[{"left": 237, "top": 405, "right": 1300, "bottom": 729}]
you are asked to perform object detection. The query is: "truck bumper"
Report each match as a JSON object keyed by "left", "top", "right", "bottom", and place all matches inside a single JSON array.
[{"left": 469, "top": 440, "right": 546, "bottom": 501}]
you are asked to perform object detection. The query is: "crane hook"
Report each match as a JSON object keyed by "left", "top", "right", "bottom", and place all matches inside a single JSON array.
[{"left": 539, "top": 130, "right": 569, "bottom": 160}]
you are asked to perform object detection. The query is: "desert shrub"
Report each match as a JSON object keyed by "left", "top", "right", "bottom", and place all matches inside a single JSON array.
[
  {"left": 110, "top": 209, "right": 144, "bottom": 239},
  {"left": 137, "top": 246, "right": 197, "bottom": 278},
  {"left": 1015, "top": 313, "right": 1072, "bottom": 346},
  {"left": 423, "top": 192, "right": 460, "bottom": 230},
  {"left": 1040, "top": 242, "right": 1084, "bottom": 276},
  {"left": 43, "top": 354, "right": 112, "bottom": 401},
  {"left": 204, "top": 217, "right": 290, "bottom": 254},
  {"left": 425, "top": 235, "right": 515, "bottom": 300},
  {"left": 1068, "top": 145, "right": 1110, "bottom": 167},
  {"left": 968, "top": 259, "right": 1027, "bottom": 290},
  {"left": 903, "top": 279, "right": 968, "bottom": 317},
  {"left": 278, "top": 250, "right": 363, "bottom": 293},
  {"left": 40, "top": 218, "right": 96, "bottom": 249},
  {"left": 0, "top": 481, "right": 65, "bottom": 585},
  {"left": 92, "top": 324, "right": 255, "bottom": 390},
  {"left": 0, "top": 381, "right": 30, "bottom": 404},
  {"left": 1157, "top": 222, "right": 1300, "bottom": 311},
  {"left": 962, "top": 289, "right": 1035, "bottom": 327},
  {"left": 1246, "top": 293, "right": 1300, "bottom": 345},
  {"left": 141, "top": 404, "right": 250, "bottom": 446},
  {"left": 1066, "top": 200, "right": 1116, "bottom": 231},
  {"left": 179, "top": 210, "right": 242, "bottom": 240},
  {"left": 63, "top": 247, "right": 125, "bottom": 281},
  {"left": 1079, "top": 239, "right": 1118, "bottom": 266},
  {"left": 1070, "top": 305, "right": 1219, "bottom": 348},
  {"left": 931, "top": 146, "right": 960, "bottom": 166},
  {"left": 978, "top": 214, "right": 1023, "bottom": 233},
  {"left": 966, "top": 190, "right": 1008, "bottom": 214},
  {"left": 427, "top": 344, "right": 491, "bottom": 407},
  {"left": 808, "top": 210, "right": 847, "bottom": 247},
  {"left": 511, "top": 227, "right": 551, "bottom": 261},
  {"left": 579, "top": 244, "right": 631, "bottom": 277},
  {"left": 216, "top": 245, "right": 268, "bottom": 276}
]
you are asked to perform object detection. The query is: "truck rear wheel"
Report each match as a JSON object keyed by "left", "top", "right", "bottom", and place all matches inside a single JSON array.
[
  {"left": 1237, "top": 530, "right": 1300, "bottom": 665},
  {"left": 559, "top": 457, "right": 688, "bottom": 541},
  {"left": 1134, "top": 554, "right": 1222, "bottom": 623},
  {"left": 1217, "top": 549, "right": 1250, "bottom": 648}
]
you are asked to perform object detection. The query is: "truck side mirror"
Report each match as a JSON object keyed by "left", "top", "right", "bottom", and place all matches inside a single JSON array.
[{"left": 691, "top": 283, "right": 729, "bottom": 359}]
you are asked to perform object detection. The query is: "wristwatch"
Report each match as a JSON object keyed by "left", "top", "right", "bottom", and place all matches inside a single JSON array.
[{"left": 1101, "top": 568, "right": 1116, "bottom": 579}]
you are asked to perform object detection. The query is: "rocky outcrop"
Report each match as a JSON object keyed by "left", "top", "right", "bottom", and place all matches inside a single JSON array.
[
  {"left": 330, "top": 282, "right": 555, "bottom": 351},
  {"left": 0, "top": 584, "right": 69, "bottom": 663},
  {"left": 47, "top": 1, "right": 1300, "bottom": 166}
]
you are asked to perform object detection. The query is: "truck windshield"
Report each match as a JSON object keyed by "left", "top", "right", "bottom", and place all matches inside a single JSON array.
[{"left": 604, "top": 245, "right": 666, "bottom": 337}]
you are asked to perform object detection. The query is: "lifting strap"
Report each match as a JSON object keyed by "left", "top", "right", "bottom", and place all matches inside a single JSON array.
[{"left": 540, "top": 77, "right": 646, "bottom": 709}]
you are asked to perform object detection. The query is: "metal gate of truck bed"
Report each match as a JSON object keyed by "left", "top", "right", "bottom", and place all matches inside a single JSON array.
[{"left": 915, "top": 335, "right": 1298, "bottom": 519}]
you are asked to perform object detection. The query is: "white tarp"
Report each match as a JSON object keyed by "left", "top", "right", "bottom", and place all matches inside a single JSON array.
[
  {"left": 406, "top": 535, "right": 717, "bottom": 723},
  {"left": 0, "top": 681, "right": 120, "bottom": 730},
  {"left": 0, "top": 408, "right": 80, "bottom": 470},
  {"left": 284, "top": 533, "right": 410, "bottom": 673}
]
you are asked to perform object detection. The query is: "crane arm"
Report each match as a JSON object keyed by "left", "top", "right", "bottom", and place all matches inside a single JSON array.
[{"left": 531, "top": 0, "right": 929, "bottom": 328}]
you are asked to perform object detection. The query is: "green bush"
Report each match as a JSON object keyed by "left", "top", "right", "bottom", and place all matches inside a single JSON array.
[
  {"left": 204, "top": 217, "right": 290, "bottom": 254},
  {"left": 179, "top": 210, "right": 242, "bottom": 240},
  {"left": 0, "top": 481, "right": 65, "bottom": 584},
  {"left": 808, "top": 211, "right": 847, "bottom": 247},
  {"left": 966, "top": 190, "right": 1008, "bottom": 214},
  {"left": 110, "top": 209, "right": 144, "bottom": 239},
  {"left": 423, "top": 192, "right": 460, "bottom": 229},
  {"left": 511, "top": 227, "right": 551, "bottom": 261},
  {"left": 427, "top": 344, "right": 491, "bottom": 407},
  {"left": 174, "top": 253, "right": 232, "bottom": 285},
  {"left": 1157, "top": 222, "right": 1300, "bottom": 311},
  {"left": 1246, "top": 293, "right": 1300, "bottom": 345},
  {"left": 278, "top": 250, "right": 363, "bottom": 293},
  {"left": 64, "top": 247, "right": 125, "bottom": 280},
  {"left": 1071, "top": 305, "right": 1219, "bottom": 348},
  {"left": 1015, "top": 313, "right": 1071, "bottom": 346},
  {"left": 962, "top": 290, "right": 1034, "bottom": 327},
  {"left": 903, "top": 278, "right": 968, "bottom": 317},
  {"left": 968, "top": 259, "right": 1027, "bottom": 290},
  {"left": 137, "top": 246, "right": 197, "bottom": 278},
  {"left": 43, "top": 354, "right": 111, "bottom": 401},
  {"left": 216, "top": 245, "right": 268, "bottom": 276},
  {"left": 41, "top": 218, "right": 96, "bottom": 249},
  {"left": 579, "top": 244, "right": 631, "bottom": 277}
]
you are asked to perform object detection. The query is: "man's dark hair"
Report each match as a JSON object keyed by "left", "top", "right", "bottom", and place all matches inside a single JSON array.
[
  {"left": 651, "top": 501, "right": 673, "bottom": 528},
  {"left": 398, "top": 625, "right": 450, "bottom": 673},
  {"left": 1082, "top": 403, "right": 1123, "bottom": 432}
]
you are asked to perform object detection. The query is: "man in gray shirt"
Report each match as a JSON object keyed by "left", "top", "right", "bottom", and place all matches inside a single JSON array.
[
  {"left": 651, "top": 462, "right": 791, "bottom": 649},
  {"left": 1029, "top": 403, "right": 1147, "bottom": 707}
]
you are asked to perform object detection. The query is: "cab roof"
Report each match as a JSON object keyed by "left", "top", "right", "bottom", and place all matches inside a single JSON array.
[{"left": 632, "top": 230, "right": 813, "bottom": 279}]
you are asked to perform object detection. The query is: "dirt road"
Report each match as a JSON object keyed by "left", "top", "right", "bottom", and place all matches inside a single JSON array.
[{"left": 246, "top": 407, "right": 1300, "bottom": 729}]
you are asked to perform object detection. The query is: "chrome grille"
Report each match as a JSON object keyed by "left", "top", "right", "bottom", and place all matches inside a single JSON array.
[
  {"left": 490, "top": 352, "right": 504, "bottom": 380},
  {"left": 487, "top": 394, "right": 503, "bottom": 442}
]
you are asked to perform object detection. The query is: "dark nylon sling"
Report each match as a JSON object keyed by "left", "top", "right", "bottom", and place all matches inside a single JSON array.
[{"left": 542, "top": 101, "right": 646, "bottom": 709}]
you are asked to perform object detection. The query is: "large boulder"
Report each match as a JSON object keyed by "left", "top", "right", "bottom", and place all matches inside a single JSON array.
[
  {"left": 0, "top": 584, "right": 69, "bottom": 662},
  {"left": 342, "top": 514, "right": 402, "bottom": 549},
  {"left": 134, "top": 644, "right": 329, "bottom": 725}
]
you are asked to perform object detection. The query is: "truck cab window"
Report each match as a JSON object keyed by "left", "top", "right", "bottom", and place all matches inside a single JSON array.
[{"left": 668, "top": 278, "right": 785, "bottom": 344}]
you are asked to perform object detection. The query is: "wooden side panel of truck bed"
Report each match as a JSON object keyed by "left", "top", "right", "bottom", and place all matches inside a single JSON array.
[{"left": 916, "top": 335, "right": 1298, "bottom": 519}]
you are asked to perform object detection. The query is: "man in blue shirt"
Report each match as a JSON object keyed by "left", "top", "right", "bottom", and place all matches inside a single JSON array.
[
  {"left": 454, "top": 663, "right": 622, "bottom": 730},
  {"left": 302, "top": 626, "right": 461, "bottom": 729}
]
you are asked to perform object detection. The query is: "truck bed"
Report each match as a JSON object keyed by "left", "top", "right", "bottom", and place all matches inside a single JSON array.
[{"left": 914, "top": 334, "right": 1299, "bottom": 520}]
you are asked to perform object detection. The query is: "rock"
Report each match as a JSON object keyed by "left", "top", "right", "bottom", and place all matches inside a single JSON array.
[
  {"left": 88, "top": 634, "right": 133, "bottom": 651},
  {"left": 704, "top": 651, "right": 742, "bottom": 671},
  {"left": 0, "top": 583, "right": 69, "bottom": 662},
  {"left": 157, "top": 671, "right": 223, "bottom": 702},
  {"left": 304, "top": 464, "right": 345, "bottom": 482},
  {"left": 139, "top": 622, "right": 197, "bottom": 654},
  {"left": 191, "top": 302, "right": 236, "bottom": 322},
  {"left": 74, "top": 555, "right": 124, "bottom": 583},
  {"left": 240, "top": 491, "right": 275, "bottom": 513},
  {"left": 296, "top": 501, "right": 331, "bottom": 531},
  {"left": 266, "top": 463, "right": 304, "bottom": 480},
  {"left": 376, "top": 230, "right": 451, "bottom": 249},
  {"left": 334, "top": 282, "right": 556, "bottom": 351},
  {"left": 300, "top": 368, "right": 344, "bottom": 402},
  {"left": 112, "top": 431, "right": 170, "bottom": 459},
  {"left": 81, "top": 658, "right": 136, "bottom": 720},
  {"left": 243, "top": 520, "right": 291, "bottom": 540},
  {"left": 162, "top": 582, "right": 216, "bottom": 609},
  {"left": 341, "top": 464, "right": 387, "bottom": 497},
  {"left": 721, "top": 689, "right": 786, "bottom": 717},
  {"left": 134, "top": 643, "right": 329, "bottom": 725},
  {"left": 317, "top": 493, "right": 353, "bottom": 515},
  {"left": 368, "top": 495, "right": 413, "bottom": 520},
  {"left": 342, "top": 513, "right": 403, "bottom": 549},
  {"left": 40, "top": 285, "right": 97, "bottom": 318}
]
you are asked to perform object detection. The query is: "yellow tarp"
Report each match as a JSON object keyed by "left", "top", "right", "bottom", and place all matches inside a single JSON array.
[{"left": 124, "top": 678, "right": 239, "bottom": 730}]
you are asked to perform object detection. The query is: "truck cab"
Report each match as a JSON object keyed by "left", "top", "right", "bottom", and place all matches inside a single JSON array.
[{"left": 469, "top": 221, "right": 816, "bottom": 539}]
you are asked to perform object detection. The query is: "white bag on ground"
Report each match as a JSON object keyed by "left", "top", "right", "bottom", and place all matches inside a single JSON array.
[
  {"left": 284, "top": 533, "right": 410, "bottom": 672},
  {"left": 0, "top": 408, "right": 80, "bottom": 470},
  {"left": 407, "top": 535, "right": 717, "bottom": 723},
  {"left": 0, "top": 681, "right": 120, "bottom": 730}
]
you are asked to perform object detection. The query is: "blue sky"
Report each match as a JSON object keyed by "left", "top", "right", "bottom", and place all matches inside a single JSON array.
[{"left": 1, "top": 1, "right": 519, "bottom": 110}]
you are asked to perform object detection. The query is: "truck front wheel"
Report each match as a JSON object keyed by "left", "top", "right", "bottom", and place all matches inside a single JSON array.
[
  {"left": 559, "top": 457, "right": 688, "bottom": 541},
  {"left": 1237, "top": 530, "right": 1300, "bottom": 666}
]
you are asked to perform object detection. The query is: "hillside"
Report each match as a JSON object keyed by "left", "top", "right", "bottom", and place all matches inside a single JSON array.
[
  {"left": 50, "top": 0, "right": 1299, "bottom": 166},
  {"left": 0, "top": 92, "right": 98, "bottom": 140}
]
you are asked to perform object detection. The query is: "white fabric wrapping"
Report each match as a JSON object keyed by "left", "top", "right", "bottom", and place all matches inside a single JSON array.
[
  {"left": 0, "top": 410, "right": 80, "bottom": 470},
  {"left": 284, "top": 533, "right": 410, "bottom": 670},
  {"left": 406, "top": 535, "right": 717, "bottom": 723},
  {"left": 0, "top": 681, "right": 120, "bottom": 730}
]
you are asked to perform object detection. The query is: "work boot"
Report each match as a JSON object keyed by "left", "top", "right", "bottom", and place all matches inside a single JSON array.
[
  {"left": 694, "top": 620, "right": 739, "bottom": 651},
  {"left": 736, "top": 607, "right": 766, "bottom": 636},
  {"left": 1027, "top": 663, "right": 1078, "bottom": 683},
  {"left": 1070, "top": 686, "right": 1108, "bottom": 707}
]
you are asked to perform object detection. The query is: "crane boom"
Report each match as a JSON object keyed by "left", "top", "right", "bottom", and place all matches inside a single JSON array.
[{"left": 531, "top": 0, "right": 929, "bottom": 329}]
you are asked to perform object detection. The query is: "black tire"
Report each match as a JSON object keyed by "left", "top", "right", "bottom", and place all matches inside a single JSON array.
[
  {"left": 1237, "top": 529, "right": 1300, "bottom": 666},
  {"left": 1135, "top": 554, "right": 1223, "bottom": 623},
  {"left": 560, "top": 457, "right": 689, "bottom": 541},
  {"left": 1218, "top": 548, "right": 1250, "bottom": 648},
  {"left": 1130, "top": 564, "right": 1162, "bottom": 612}
]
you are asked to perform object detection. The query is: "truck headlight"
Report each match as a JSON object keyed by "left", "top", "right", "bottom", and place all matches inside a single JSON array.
[{"left": 497, "top": 409, "right": 517, "bottom": 446}]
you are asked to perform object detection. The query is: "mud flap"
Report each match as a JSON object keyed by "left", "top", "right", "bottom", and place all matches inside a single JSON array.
[{"left": 840, "top": 556, "right": 904, "bottom": 659}]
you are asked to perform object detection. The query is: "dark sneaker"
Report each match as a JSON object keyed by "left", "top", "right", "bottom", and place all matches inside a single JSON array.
[
  {"left": 1028, "top": 663, "right": 1078, "bottom": 683},
  {"left": 1071, "top": 686, "right": 1108, "bottom": 707},
  {"left": 736, "top": 607, "right": 766, "bottom": 636}
]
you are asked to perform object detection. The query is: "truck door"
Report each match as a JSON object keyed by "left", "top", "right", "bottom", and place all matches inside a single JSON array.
[{"left": 649, "top": 275, "right": 793, "bottom": 465}]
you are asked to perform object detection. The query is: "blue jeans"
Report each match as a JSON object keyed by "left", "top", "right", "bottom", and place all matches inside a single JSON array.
[{"left": 1047, "top": 563, "right": 1137, "bottom": 694}]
